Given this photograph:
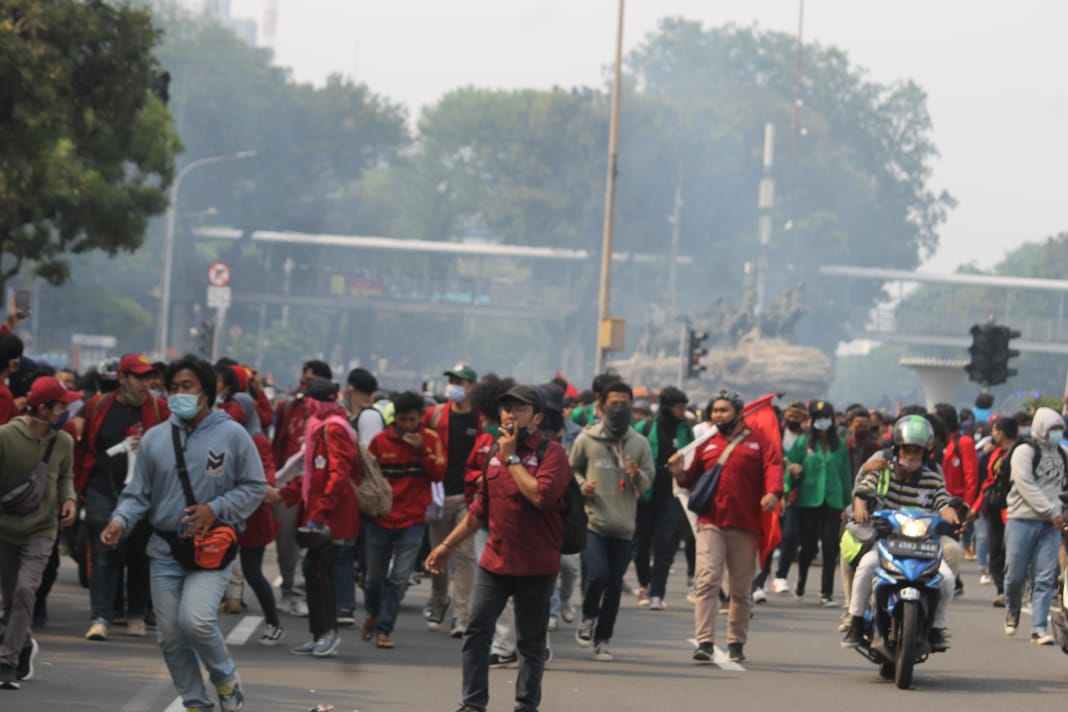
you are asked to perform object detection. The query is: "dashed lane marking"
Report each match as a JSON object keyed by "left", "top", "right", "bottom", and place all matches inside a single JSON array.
[{"left": 225, "top": 615, "right": 265, "bottom": 646}]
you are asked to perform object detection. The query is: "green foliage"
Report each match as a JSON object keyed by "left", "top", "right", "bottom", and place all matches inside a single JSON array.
[{"left": 0, "top": 0, "right": 179, "bottom": 291}]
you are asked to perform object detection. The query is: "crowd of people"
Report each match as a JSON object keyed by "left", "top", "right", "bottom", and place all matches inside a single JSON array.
[{"left": 1, "top": 304, "right": 1067, "bottom": 711}]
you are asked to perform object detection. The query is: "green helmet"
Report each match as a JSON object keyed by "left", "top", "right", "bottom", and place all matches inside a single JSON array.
[{"left": 892, "top": 414, "right": 934, "bottom": 450}]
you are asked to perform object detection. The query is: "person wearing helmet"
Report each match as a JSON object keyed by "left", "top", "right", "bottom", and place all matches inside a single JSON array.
[{"left": 841, "top": 414, "right": 961, "bottom": 650}]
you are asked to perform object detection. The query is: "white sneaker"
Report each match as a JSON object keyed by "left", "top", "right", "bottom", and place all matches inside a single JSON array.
[
  {"left": 560, "top": 602, "right": 575, "bottom": 624},
  {"left": 1032, "top": 632, "right": 1055, "bottom": 645},
  {"left": 979, "top": 573, "right": 993, "bottom": 586},
  {"left": 593, "top": 642, "right": 613, "bottom": 662},
  {"left": 752, "top": 589, "right": 767, "bottom": 604},
  {"left": 548, "top": 617, "right": 559, "bottom": 632},
  {"left": 649, "top": 597, "right": 666, "bottom": 611},
  {"left": 259, "top": 623, "right": 285, "bottom": 646},
  {"left": 770, "top": 578, "right": 789, "bottom": 594}
]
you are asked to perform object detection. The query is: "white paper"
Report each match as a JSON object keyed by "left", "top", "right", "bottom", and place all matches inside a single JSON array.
[
  {"left": 426, "top": 481, "right": 446, "bottom": 520},
  {"left": 275, "top": 449, "right": 305, "bottom": 487},
  {"left": 677, "top": 425, "right": 718, "bottom": 471}
]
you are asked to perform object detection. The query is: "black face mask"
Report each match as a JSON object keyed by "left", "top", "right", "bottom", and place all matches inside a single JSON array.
[
  {"left": 785, "top": 420, "right": 803, "bottom": 433},
  {"left": 719, "top": 416, "right": 741, "bottom": 437},
  {"left": 604, "top": 404, "right": 631, "bottom": 438}
]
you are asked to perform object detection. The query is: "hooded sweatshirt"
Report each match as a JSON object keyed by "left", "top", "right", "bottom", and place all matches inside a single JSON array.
[
  {"left": 569, "top": 422, "right": 653, "bottom": 539},
  {"left": 1007, "top": 407, "right": 1067, "bottom": 522},
  {"left": 111, "top": 409, "right": 267, "bottom": 560}
]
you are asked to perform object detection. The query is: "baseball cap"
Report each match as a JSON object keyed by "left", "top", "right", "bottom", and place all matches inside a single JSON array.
[
  {"left": 119, "top": 353, "right": 155, "bottom": 376},
  {"left": 443, "top": 362, "right": 478, "bottom": 382},
  {"left": 28, "top": 376, "right": 83, "bottom": 408},
  {"left": 498, "top": 385, "right": 543, "bottom": 412}
]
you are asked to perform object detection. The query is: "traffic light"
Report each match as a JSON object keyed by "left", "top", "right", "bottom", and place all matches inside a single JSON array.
[
  {"left": 965, "top": 324, "right": 992, "bottom": 384},
  {"left": 986, "top": 325, "right": 1021, "bottom": 386},
  {"left": 685, "top": 329, "right": 708, "bottom": 379}
]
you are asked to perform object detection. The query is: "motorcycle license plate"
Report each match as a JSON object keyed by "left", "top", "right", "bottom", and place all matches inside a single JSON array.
[{"left": 885, "top": 537, "right": 939, "bottom": 559}]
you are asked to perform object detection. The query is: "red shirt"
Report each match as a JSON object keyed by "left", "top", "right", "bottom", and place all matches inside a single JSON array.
[
  {"left": 75, "top": 392, "right": 170, "bottom": 496},
  {"left": 281, "top": 420, "right": 361, "bottom": 539},
  {"left": 272, "top": 397, "right": 309, "bottom": 470},
  {"left": 683, "top": 423, "right": 784, "bottom": 535},
  {"left": 368, "top": 425, "right": 446, "bottom": 529},
  {"left": 467, "top": 430, "right": 572, "bottom": 576},
  {"left": 464, "top": 432, "right": 496, "bottom": 504},
  {"left": 943, "top": 431, "right": 979, "bottom": 500}
]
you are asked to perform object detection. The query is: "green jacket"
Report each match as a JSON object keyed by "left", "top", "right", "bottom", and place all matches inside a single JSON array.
[
  {"left": 0, "top": 418, "right": 76, "bottom": 545},
  {"left": 569, "top": 422, "right": 654, "bottom": 539},
  {"left": 784, "top": 433, "right": 852, "bottom": 510},
  {"left": 635, "top": 417, "right": 694, "bottom": 465}
]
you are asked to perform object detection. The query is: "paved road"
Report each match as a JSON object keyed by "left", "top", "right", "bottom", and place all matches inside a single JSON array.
[{"left": 6, "top": 551, "right": 1068, "bottom": 712}]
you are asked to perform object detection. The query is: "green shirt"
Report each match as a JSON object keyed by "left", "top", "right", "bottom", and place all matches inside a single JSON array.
[
  {"left": 0, "top": 418, "right": 76, "bottom": 545},
  {"left": 784, "top": 433, "right": 852, "bottom": 510}
]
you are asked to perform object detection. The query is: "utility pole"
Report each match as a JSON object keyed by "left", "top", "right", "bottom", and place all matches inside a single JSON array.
[
  {"left": 786, "top": 0, "right": 805, "bottom": 274},
  {"left": 755, "top": 123, "right": 775, "bottom": 316},
  {"left": 667, "top": 162, "right": 683, "bottom": 312},
  {"left": 595, "top": 0, "right": 625, "bottom": 376}
]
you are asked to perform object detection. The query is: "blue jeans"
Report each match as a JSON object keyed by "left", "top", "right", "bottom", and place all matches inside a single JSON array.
[
  {"left": 974, "top": 514, "right": 990, "bottom": 570},
  {"left": 581, "top": 530, "right": 632, "bottom": 644},
  {"left": 335, "top": 543, "right": 356, "bottom": 611},
  {"left": 1005, "top": 518, "right": 1061, "bottom": 633},
  {"left": 363, "top": 521, "right": 425, "bottom": 635},
  {"left": 150, "top": 557, "right": 237, "bottom": 711},
  {"left": 550, "top": 553, "right": 580, "bottom": 619}
]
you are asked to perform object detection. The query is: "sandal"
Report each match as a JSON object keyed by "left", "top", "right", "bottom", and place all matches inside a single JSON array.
[
  {"left": 375, "top": 633, "right": 394, "bottom": 649},
  {"left": 360, "top": 616, "right": 378, "bottom": 641}
]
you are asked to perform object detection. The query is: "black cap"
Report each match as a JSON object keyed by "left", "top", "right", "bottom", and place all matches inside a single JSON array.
[
  {"left": 498, "top": 384, "right": 543, "bottom": 412},
  {"left": 539, "top": 383, "right": 564, "bottom": 414},
  {"left": 303, "top": 378, "right": 339, "bottom": 402}
]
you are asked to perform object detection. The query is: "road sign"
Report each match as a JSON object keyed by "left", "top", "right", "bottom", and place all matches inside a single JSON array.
[
  {"left": 208, "top": 261, "right": 231, "bottom": 287},
  {"left": 207, "top": 285, "right": 232, "bottom": 309}
]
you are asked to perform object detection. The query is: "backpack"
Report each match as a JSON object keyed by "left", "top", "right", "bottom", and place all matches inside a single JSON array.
[
  {"left": 324, "top": 422, "right": 393, "bottom": 519},
  {"left": 982, "top": 437, "right": 1068, "bottom": 517}
]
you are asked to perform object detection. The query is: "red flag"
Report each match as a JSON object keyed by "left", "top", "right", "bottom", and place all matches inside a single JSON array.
[
  {"left": 744, "top": 393, "right": 783, "bottom": 561},
  {"left": 555, "top": 371, "right": 581, "bottom": 399}
]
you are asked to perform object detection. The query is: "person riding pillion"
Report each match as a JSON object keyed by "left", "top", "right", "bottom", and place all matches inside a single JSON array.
[{"left": 842, "top": 414, "right": 961, "bottom": 651}]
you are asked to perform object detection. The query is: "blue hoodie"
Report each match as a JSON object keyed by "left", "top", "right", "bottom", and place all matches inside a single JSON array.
[{"left": 111, "top": 409, "right": 267, "bottom": 560}]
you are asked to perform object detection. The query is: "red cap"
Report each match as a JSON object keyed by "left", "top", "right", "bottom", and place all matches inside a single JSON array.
[
  {"left": 230, "top": 364, "right": 249, "bottom": 391},
  {"left": 119, "top": 353, "right": 155, "bottom": 376},
  {"left": 28, "top": 376, "right": 82, "bottom": 408}
]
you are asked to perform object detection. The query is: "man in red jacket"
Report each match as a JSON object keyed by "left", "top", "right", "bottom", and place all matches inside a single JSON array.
[
  {"left": 77, "top": 353, "right": 169, "bottom": 641},
  {"left": 365, "top": 391, "right": 446, "bottom": 648},
  {"left": 934, "top": 402, "right": 975, "bottom": 594},
  {"left": 670, "top": 389, "right": 783, "bottom": 664},
  {"left": 280, "top": 379, "right": 360, "bottom": 658}
]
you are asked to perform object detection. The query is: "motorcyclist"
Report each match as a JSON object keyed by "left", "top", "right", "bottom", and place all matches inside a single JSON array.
[{"left": 841, "top": 415, "right": 961, "bottom": 651}]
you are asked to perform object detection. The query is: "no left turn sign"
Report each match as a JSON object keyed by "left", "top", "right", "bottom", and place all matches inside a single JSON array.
[{"left": 208, "top": 261, "right": 231, "bottom": 287}]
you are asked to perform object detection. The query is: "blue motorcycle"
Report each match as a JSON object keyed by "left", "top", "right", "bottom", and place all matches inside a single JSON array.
[{"left": 853, "top": 508, "right": 950, "bottom": 689}]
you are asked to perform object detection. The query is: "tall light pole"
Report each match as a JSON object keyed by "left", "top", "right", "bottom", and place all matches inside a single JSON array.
[
  {"left": 595, "top": 0, "right": 625, "bottom": 376},
  {"left": 156, "top": 150, "right": 256, "bottom": 356}
]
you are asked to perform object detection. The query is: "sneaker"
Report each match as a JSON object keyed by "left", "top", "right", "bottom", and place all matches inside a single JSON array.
[
  {"left": 841, "top": 616, "right": 865, "bottom": 648},
  {"left": 636, "top": 587, "right": 650, "bottom": 607},
  {"left": 593, "top": 641, "right": 613, "bottom": 662},
  {"left": 954, "top": 578, "right": 964, "bottom": 597},
  {"left": 313, "top": 629, "right": 341, "bottom": 657},
  {"left": 85, "top": 619, "right": 109, "bottom": 641},
  {"left": 576, "top": 618, "right": 594, "bottom": 648},
  {"left": 819, "top": 596, "right": 837, "bottom": 608},
  {"left": 289, "top": 639, "right": 317, "bottom": 655},
  {"left": 544, "top": 645, "right": 553, "bottom": 664},
  {"left": 286, "top": 596, "right": 309, "bottom": 618},
  {"left": 1032, "top": 631, "right": 1056, "bottom": 645},
  {"left": 837, "top": 612, "right": 851, "bottom": 633},
  {"left": 259, "top": 623, "right": 285, "bottom": 646},
  {"left": 1005, "top": 610, "right": 1020, "bottom": 636},
  {"left": 0, "top": 663, "right": 19, "bottom": 690},
  {"left": 752, "top": 589, "right": 767, "bottom": 604},
  {"left": 770, "top": 578, "right": 790, "bottom": 594},
  {"left": 929, "top": 628, "right": 951, "bottom": 651},
  {"left": 560, "top": 601, "right": 575, "bottom": 624},
  {"left": 450, "top": 618, "right": 465, "bottom": 638},
  {"left": 979, "top": 571, "right": 993, "bottom": 586},
  {"left": 488, "top": 652, "right": 518, "bottom": 669},
  {"left": 217, "top": 676, "right": 244, "bottom": 712},
  {"left": 426, "top": 598, "right": 450, "bottom": 631},
  {"left": 727, "top": 643, "right": 745, "bottom": 662},
  {"left": 16, "top": 638, "right": 37, "bottom": 681},
  {"left": 548, "top": 617, "right": 559, "bottom": 632},
  {"left": 649, "top": 596, "right": 666, "bottom": 611},
  {"left": 126, "top": 619, "right": 147, "bottom": 637},
  {"left": 992, "top": 593, "right": 1006, "bottom": 608},
  {"left": 692, "top": 642, "right": 715, "bottom": 663},
  {"left": 337, "top": 608, "right": 356, "bottom": 627}
]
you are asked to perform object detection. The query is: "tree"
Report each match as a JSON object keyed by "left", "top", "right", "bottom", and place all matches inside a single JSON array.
[{"left": 0, "top": 0, "right": 179, "bottom": 293}]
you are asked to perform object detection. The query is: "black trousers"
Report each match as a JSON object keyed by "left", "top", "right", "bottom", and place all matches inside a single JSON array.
[
  {"left": 633, "top": 489, "right": 683, "bottom": 599},
  {"left": 987, "top": 513, "right": 1006, "bottom": 595},
  {"left": 796, "top": 506, "right": 842, "bottom": 598},
  {"left": 303, "top": 542, "right": 338, "bottom": 639}
]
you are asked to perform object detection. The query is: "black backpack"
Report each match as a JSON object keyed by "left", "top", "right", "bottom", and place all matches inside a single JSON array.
[{"left": 983, "top": 437, "right": 1068, "bottom": 517}]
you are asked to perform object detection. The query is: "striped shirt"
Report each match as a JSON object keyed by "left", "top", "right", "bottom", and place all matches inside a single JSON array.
[{"left": 854, "top": 454, "right": 950, "bottom": 512}]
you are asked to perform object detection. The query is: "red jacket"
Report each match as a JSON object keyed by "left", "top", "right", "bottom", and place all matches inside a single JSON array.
[
  {"left": 943, "top": 431, "right": 979, "bottom": 500},
  {"left": 240, "top": 432, "right": 280, "bottom": 548},
  {"left": 422, "top": 403, "right": 484, "bottom": 463},
  {"left": 368, "top": 425, "right": 446, "bottom": 529},
  {"left": 272, "top": 397, "right": 309, "bottom": 470},
  {"left": 255, "top": 388, "right": 273, "bottom": 430},
  {"left": 75, "top": 392, "right": 170, "bottom": 496},
  {"left": 0, "top": 383, "right": 15, "bottom": 426},
  {"left": 683, "top": 423, "right": 784, "bottom": 535},
  {"left": 281, "top": 420, "right": 361, "bottom": 539},
  {"left": 464, "top": 432, "right": 496, "bottom": 504}
]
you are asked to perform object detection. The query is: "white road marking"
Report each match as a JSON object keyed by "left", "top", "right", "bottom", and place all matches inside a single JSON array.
[
  {"left": 118, "top": 675, "right": 174, "bottom": 712},
  {"left": 687, "top": 638, "right": 746, "bottom": 671},
  {"left": 225, "top": 615, "right": 264, "bottom": 646},
  {"left": 163, "top": 696, "right": 184, "bottom": 712}
]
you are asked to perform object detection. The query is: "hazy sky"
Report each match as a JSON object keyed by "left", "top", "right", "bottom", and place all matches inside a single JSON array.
[{"left": 228, "top": 0, "right": 1067, "bottom": 274}]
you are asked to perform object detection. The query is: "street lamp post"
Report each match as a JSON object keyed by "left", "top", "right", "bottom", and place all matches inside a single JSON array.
[{"left": 156, "top": 150, "right": 256, "bottom": 356}]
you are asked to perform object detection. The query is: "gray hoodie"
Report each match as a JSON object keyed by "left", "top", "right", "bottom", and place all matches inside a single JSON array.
[
  {"left": 569, "top": 422, "right": 654, "bottom": 539},
  {"left": 1007, "top": 407, "right": 1067, "bottom": 522},
  {"left": 111, "top": 409, "right": 267, "bottom": 560}
]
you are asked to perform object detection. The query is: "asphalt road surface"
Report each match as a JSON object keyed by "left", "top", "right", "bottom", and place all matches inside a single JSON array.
[{"left": 5, "top": 550, "right": 1068, "bottom": 712}]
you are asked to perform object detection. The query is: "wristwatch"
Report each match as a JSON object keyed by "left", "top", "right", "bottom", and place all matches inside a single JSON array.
[{"left": 505, "top": 454, "right": 522, "bottom": 467}]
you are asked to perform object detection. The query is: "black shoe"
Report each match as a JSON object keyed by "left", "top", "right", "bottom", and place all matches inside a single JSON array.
[
  {"left": 1005, "top": 610, "right": 1021, "bottom": 636},
  {"left": 727, "top": 643, "right": 745, "bottom": 662},
  {"left": 929, "top": 627, "right": 951, "bottom": 651},
  {"left": 692, "top": 642, "right": 715, "bottom": 662},
  {"left": 841, "top": 616, "right": 865, "bottom": 648},
  {"left": 488, "top": 652, "right": 517, "bottom": 669},
  {"left": 954, "top": 579, "right": 964, "bottom": 597},
  {"left": 15, "top": 639, "right": 37, "bottom": 681},
  {"left": 337, "top": 608, "right": 356, "bottom": 627}
]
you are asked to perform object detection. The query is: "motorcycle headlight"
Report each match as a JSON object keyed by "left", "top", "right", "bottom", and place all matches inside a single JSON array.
[{"left": 898, "top": 516, "right": 931, "bottom": 539}]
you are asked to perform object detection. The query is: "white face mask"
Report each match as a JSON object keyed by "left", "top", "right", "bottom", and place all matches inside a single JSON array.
[
  {"left": 813, "top": 418, "right": 833, "bottom": 432},
  {"left": 445, "top": 384, "right": 467, "bottom": 403},
  {"left": 1049, "top": 430, "right": 1064, "bottom": 448}
]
